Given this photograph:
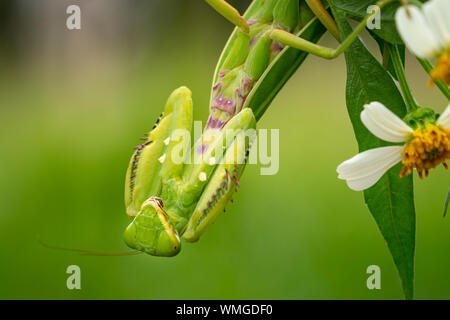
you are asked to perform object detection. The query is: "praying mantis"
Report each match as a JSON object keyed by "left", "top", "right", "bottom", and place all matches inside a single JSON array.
[{"left": 123, "top": 0, "right": 395, "bottom": 256}]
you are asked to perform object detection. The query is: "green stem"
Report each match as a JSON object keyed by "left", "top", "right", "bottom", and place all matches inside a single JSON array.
[
  {"left": 416, "top": 57, "right": 450, "bottom": 100},
  {"left": 390, "top": 44, "right": 419, "bottom": 112},
  {"left": 382, "top": 41, "right": 390, "bottom": 70}
]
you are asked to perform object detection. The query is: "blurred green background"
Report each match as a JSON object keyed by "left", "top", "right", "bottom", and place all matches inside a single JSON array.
[{"left": 0, "top": 0, "right": 448, "bottom": 299}]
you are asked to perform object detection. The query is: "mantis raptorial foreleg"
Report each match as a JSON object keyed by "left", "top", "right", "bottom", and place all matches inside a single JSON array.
[
  {"left": 123, "top": 87, "right": 193, "bottom": 256},
  {"left": 124, "top": 87, "right": 192, "bottom": 218},
  {"left": 123, "top": 86, "right": 256, "bottom": 256},
  {"left": 183, "top": 128, "right": 256, "bottom": 242}
]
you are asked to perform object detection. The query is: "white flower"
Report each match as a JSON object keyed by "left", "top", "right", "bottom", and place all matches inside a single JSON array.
[
  {"left": 337, "top": 102, "right": 450, "bottom": 191},
  {"left": 395, "top": 0, "right": 450, "bottom": 59},
  {"left": 396, "top": 0, "right": 450, "bottom": 85}
]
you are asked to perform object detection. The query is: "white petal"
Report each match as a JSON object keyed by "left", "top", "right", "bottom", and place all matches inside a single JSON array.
[
  {"left": 337, "top": 145, "right": 404, "bottom": 178},
  {"left": 337, "top": 146, "right": 404, "bottom": 191},
  {"left": 437, "top": 104, "right": 450, "bottom": 128},
  {"left": 396, "top": 5, "right": 442, "bottom": 58},
  {"left": 423, "top": 0, "right": 450, "bottom": 48},
  {"left": 361, "top": 102, "right": 413, "bottom": 143}
]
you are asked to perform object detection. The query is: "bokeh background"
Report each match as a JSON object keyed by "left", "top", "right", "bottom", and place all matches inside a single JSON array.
[{"left": 0, "top": 0, "right": 448, "bottom": 299}]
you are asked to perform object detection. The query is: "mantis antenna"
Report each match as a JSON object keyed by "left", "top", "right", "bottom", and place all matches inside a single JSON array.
[{"left": 37, "top": 235, "right": 142, "bottom": 257}]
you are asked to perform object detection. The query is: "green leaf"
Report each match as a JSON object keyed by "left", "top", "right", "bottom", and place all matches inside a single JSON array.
[
  {"left": 328, "top": 0, "right": 403, "bottom": 44},
  {"left": 330, "top": 5, "right": 416, "bottom": 300}
]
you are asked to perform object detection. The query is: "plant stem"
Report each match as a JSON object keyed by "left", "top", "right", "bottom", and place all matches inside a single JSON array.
[
  {"left": 390, "top": 44, "right": 419, "bottom": 112},
  {"left": 416, "top": 57, "right": 450, "bottom": 100},
  {"left": 382, "top": 41, "right": 390, "bottom": 70}
]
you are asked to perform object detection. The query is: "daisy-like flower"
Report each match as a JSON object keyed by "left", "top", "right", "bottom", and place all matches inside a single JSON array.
[
  {"left": 337, "top": 102, "right": 450, "bottom": 191},
  {"left": 395, "top": 0, "right": 450, "bottom": 86}
]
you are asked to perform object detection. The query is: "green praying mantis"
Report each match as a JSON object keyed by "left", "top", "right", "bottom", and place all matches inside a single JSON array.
[
  {"left": 123, "top": 0, "right": 396, "bottom": 257},
  {"left": 37, "top": 0, "right": 397, "bottom": 257}
]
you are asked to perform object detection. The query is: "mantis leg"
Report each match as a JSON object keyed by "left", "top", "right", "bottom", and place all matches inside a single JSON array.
[
  {"left": 305, "top": 0, "right": 340, "bottom": 41},
  {"left": 266, "top": 0, "right": 395, "bottom": 60},
  {"left": 123, "top": 89, "right": 257, "bottom": 256},
  {"left": 204, "top": 0, "right": 249, "bottom": 33},
  {"left": 183, "top": 124, "right": 256, "bottom": 242},
  {"left": 124, "top": 87, "right": 192, "bottom": 218},
  {"left": 150, "top": 108, "right": 256, "bottom": 245},
  {"left": 159, "top": 87, "right": 193, "bottom": 181},
  {"left": 182, "top": 108, "right": 256, "bottom": 190},
  {"left": 123, "top": 87, "right": 193, "bottom": 257}
]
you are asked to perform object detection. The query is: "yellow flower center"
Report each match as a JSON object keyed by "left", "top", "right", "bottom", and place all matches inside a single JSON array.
[
  {"left": 429, "top": 51, "right": 450, "bottom": 87},
  {"left": 400, "top": 124, "right": 450, "bottom": 179}
]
